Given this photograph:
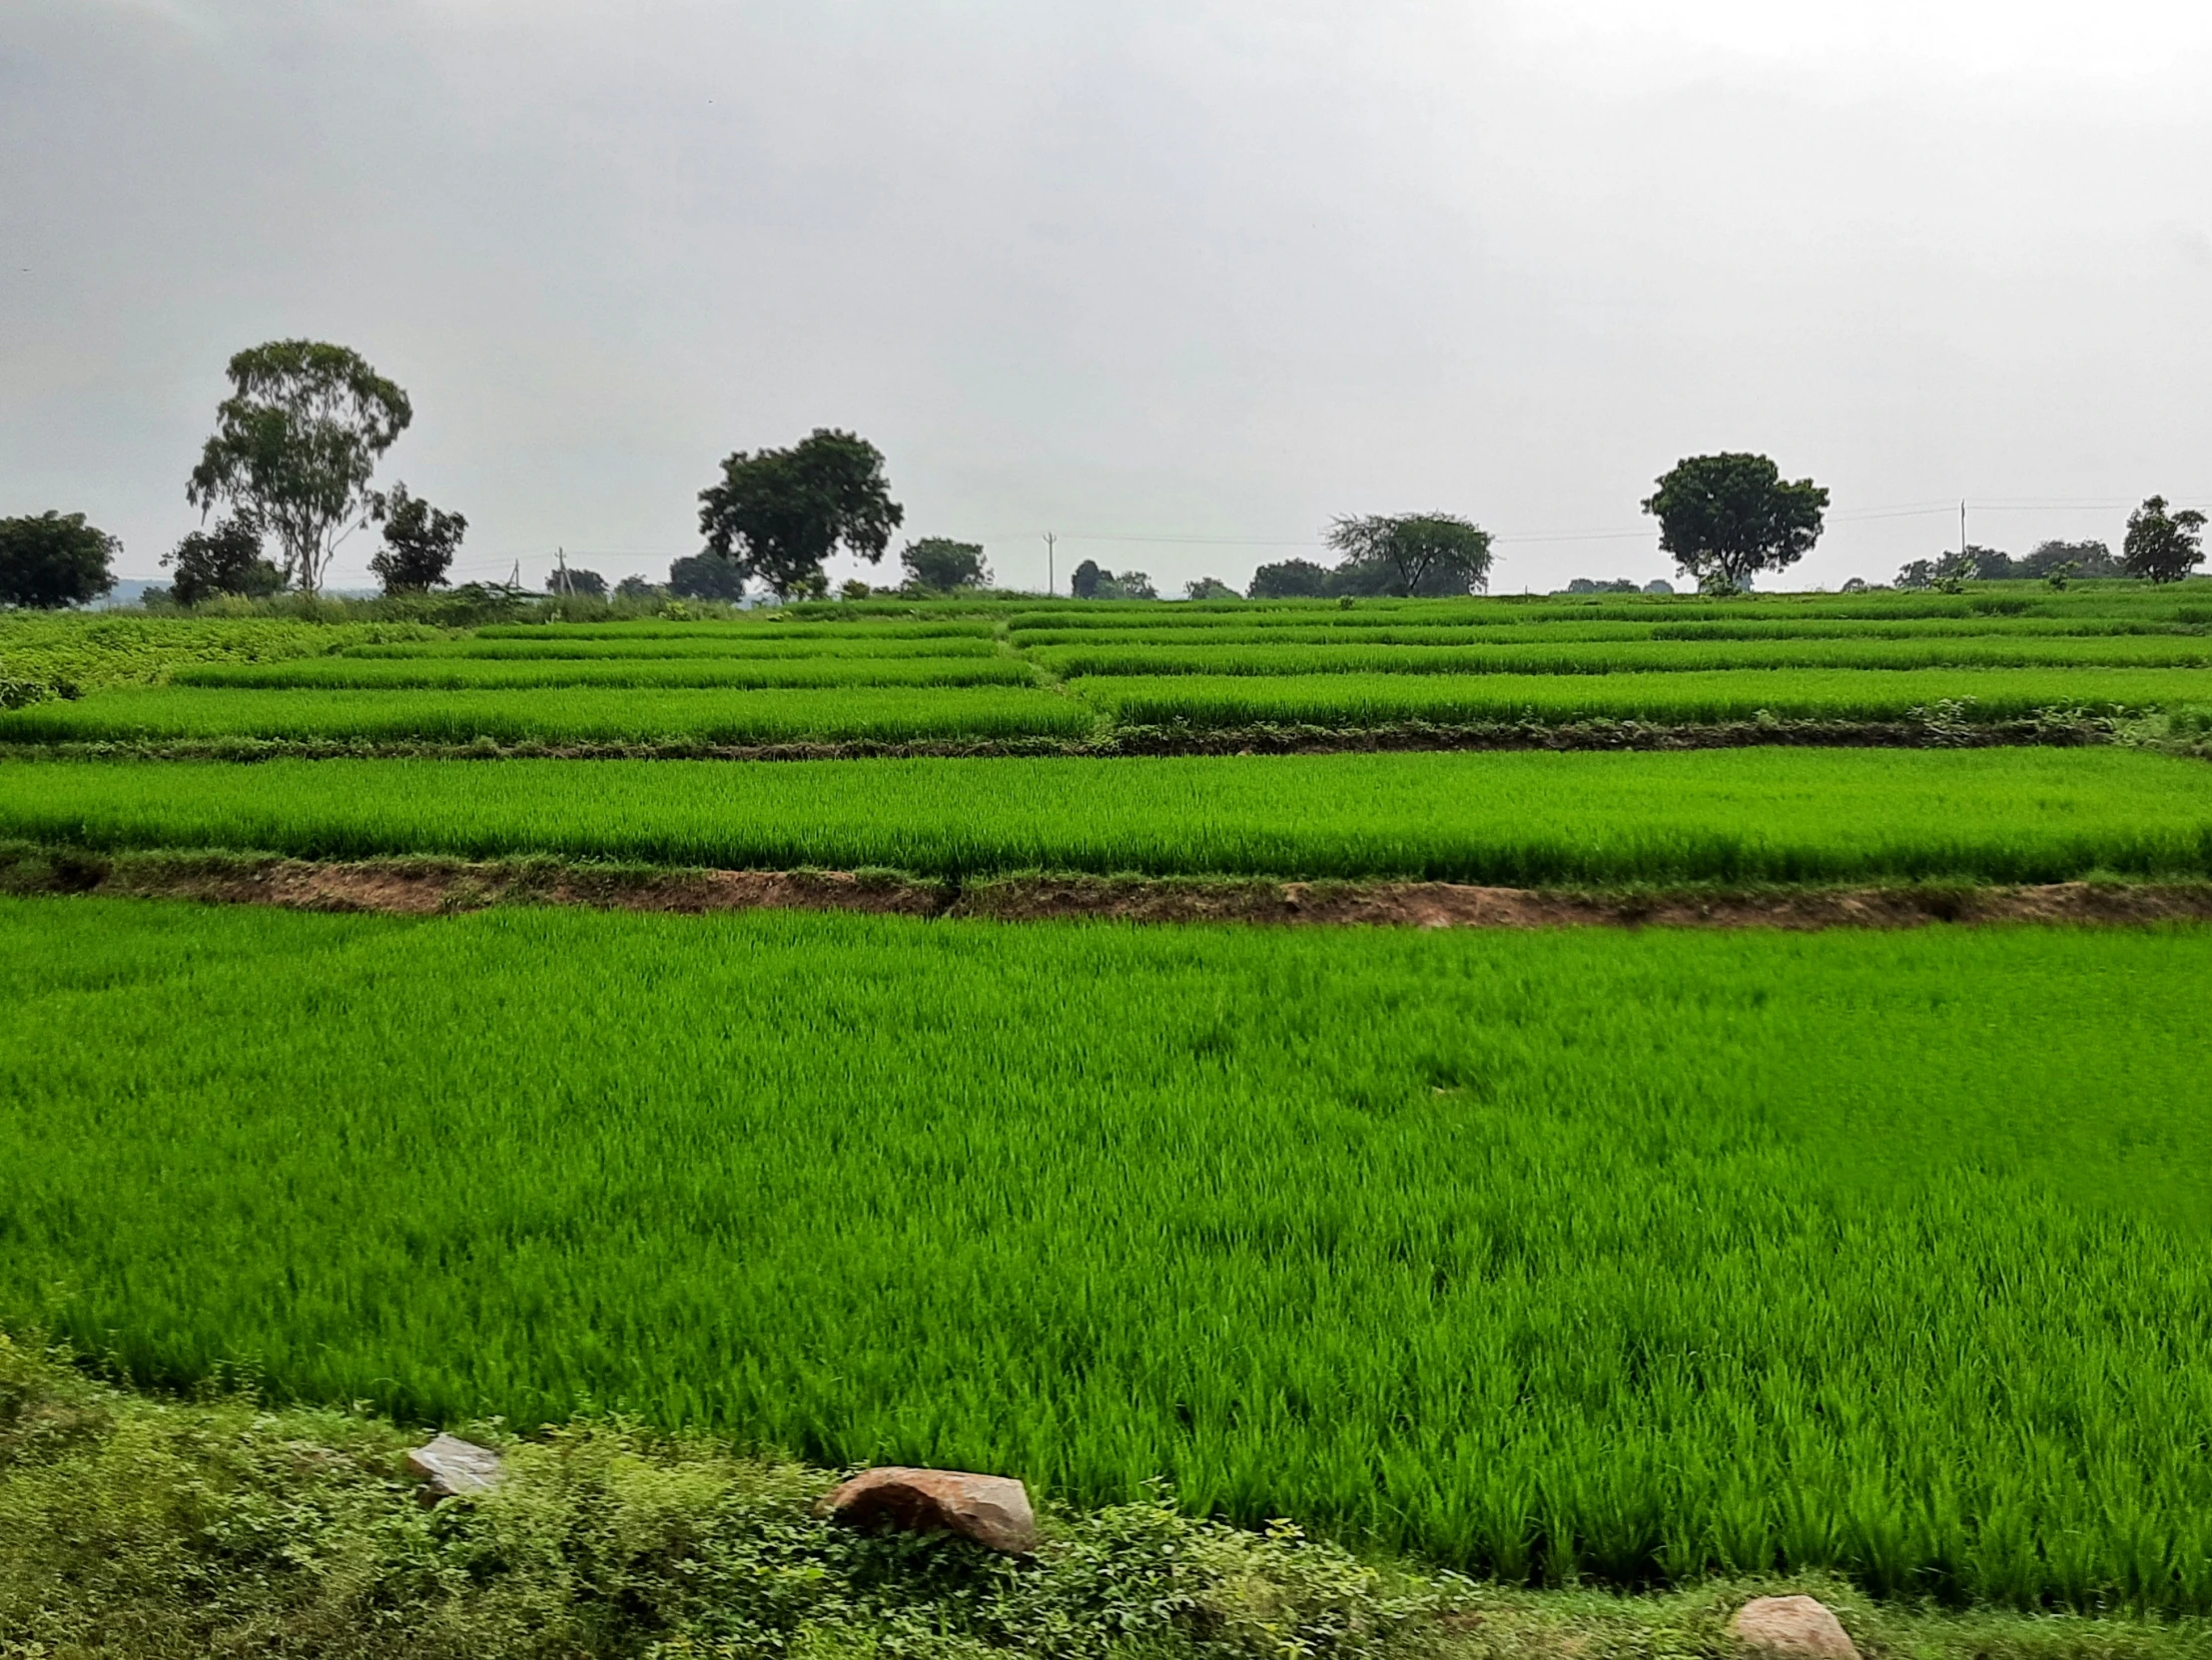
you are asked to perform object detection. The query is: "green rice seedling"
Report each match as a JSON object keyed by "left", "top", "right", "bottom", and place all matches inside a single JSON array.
[
  {"left": 473, "top": 619, "right": 997, "bottom": 640},
  {"left": 344, "top": 636, "right": 1004, "bottom": 660},
  {"left": 5, "top": 748, "right": 2209, "bottom": 883},
  {"left": 0, "top": 684, "right": 1094, "bottom": 746},
  {"left": 1073, "top": 666, "right": 2212, "bottom": 726},
  {"left": 172, "top": 656, "right": 1040, "bottom": 690},
  {"left": 5, "top": 899, "right": 2212, "bottom": 1609},
  {"left": 1030, "top": 636, "right": 2212, "bottom": 679}
]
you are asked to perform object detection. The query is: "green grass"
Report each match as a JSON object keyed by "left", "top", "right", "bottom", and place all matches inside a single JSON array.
[
  {"left": 172, "top": 655, "right": 1039, "bottom": 690},
  {"left": 5, "top": 748, "right": 2211, "bottom": 882},
  {"left": 1032, "top": 636, "right": 2212, "bottom": 678},
  {"left": 8, "top": 897, "right": 2212, "bottom": 1611},
  {"left": 0, "top": 684, "right": 1093, "bottom": 746},
  {"left": 1074, "top": 666, "right": 2212, "bottom": 726}
]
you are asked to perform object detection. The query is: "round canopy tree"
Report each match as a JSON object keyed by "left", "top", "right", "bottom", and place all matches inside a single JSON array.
[
  {"left": 2121, "top": 495, "right": 2207, "bottom": 584},
  {"left": 697, "top": 429, "right": 903, "bottom": 600},
  {"left": 1641, "top": 453, "right": 1828, "bottom": 593},
  {"left": 0, "top": 511, "right": 119, "bottom": 608}
]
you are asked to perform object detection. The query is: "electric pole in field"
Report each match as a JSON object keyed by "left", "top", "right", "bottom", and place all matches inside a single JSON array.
[
  {"left": 1960, "top": 501, "right": 1967, "bottom": 565},
  {"left": 1044, "top": 531, "right": 1056, "bottom": 597},
  {"left": 556, "top": 546, "right": 571, "bottom": 595}
]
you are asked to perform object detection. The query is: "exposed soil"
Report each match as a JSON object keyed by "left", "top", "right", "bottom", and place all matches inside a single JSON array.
[{"left": 9, "top": 846, "right": 2212, "bottom": 930}]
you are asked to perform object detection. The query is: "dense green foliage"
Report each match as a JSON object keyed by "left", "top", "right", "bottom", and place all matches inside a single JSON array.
[
  {"left": 5, "top": 749, "right": 2209, "bottom": 882},
  {"left": 0, "top": 1333, "right": 1464, "bottom": 1660},
  {"left": 7, "top": 900, "right": 2212, "bottom": 1612},
  {"left": 0, "top": 511, "right": 121, "bottom": 608}
]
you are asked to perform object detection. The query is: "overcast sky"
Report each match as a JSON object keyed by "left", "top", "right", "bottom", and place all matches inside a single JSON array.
[{"left": 6, "top": 0, "right": 2211, "bottom": 595}]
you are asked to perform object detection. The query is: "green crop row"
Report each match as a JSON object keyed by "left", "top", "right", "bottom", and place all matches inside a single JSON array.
[
  {"left": 172, "top": 656, "right": 1039, "bottom": 691},
  {"left": 344, "top": 636, "right": 1002, "bottom": 661},
  {"left": 0, "top": 685, "right": 1093, "bottom": 746},
  {"left": 1073, "top": 666, "right": 2212, "bottom": 727},
  {"left": 7, "top": 748, "right": 2209, "bottom": 883},
  {"left": 1032, "top": 636, "right": 2212, "bottom": 678},
  {"left": 9, "top": 897, "right": 2212, "bottom": 1608},
  {"left": 473, "top": 619, "right": 998, "bottom": 640}
]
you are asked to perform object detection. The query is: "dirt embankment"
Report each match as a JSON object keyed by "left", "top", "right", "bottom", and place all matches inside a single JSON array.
[{"left": 10, "top": 846, "right": 2212, "bottom": 930}]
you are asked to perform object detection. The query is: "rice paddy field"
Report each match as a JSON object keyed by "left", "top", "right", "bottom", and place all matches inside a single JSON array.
[
  {"left": 7, "top": 747, "right": 2212, "bottom": 883},
  {"left": 7, "top": 899, "right": 2212, "bottom": 1609},
  {"left": 8, "top": 580, "right": 2212, "bottom": 1619}
]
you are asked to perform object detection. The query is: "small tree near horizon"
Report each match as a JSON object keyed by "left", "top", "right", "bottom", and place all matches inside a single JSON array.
[
  {"left": 164, "top": 519, "right": 282, "bottom": 604},
  {"left": 0, "top": 511, "right": 119, "bottom": 608},
  {"left": 369, "top": 484, "right": 466, "bottom": 593},
  {"left": 2122, "top": 495, "right": 2208, "bottom": 584},
  {"left": 668, "top": 551, "right": 749, "bottom": 602},
  {"left": 900, "top": 536, "right": 989, "bottom": 590},
  {"left": 1247, "top": 558, "right": 1331, "bottom": 599},
  {"left": 697, "top": 428, "right": 903, "bottom": 599},
  {"left": 1324, "top": 513, "right": 1493, "bottom": 597},
  {"left": 1642, "top": 453, "right": 1828, "bottom": 592},
  {"left": 1184, "top": 576, "right": 1238, "bottom": 600},
  {"left": 544, "top": 566, "right": 607, "bottom": 598},
  {"left": 187, "top": 340, "right": 412, "bottom": 594}
]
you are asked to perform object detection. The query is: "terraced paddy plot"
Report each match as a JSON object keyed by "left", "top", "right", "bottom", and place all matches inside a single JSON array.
[
  {"left": 1032, "top": 636, "right": 2212, "bottom": 678},
  {"left": 6, "top": 897, "right": 2212, "bottom": 1608},
  {"left": 0, "top": 684, "right": 1092, "bottom": 745},
  {"left": 343, "top": 635, "right": 1005, "bottom": 660},
  {"left": 7, "top": 748, "right": 2211, "bottom": 883},
  {"left": 1077, "top": 666, "right": 2212, "bottom": 727},
  {"left": 172, "top": 655, "right": 1040, "bottom": 690}
]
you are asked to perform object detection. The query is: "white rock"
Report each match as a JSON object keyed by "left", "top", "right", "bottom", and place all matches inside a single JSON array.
[
  {"left": 1731, "top": 1596, "right": 1859, "bottom": 1660},
  {"left": 406, "top": 1432, "right": 504, "bottom": 1500}
]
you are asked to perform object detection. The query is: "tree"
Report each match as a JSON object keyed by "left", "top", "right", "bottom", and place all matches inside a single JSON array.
[
  {"left": 668, "top": 551, "right": 748, "bottom": 602},
  {"left": 1183, "top": 576, "right": 1239, "bottom": 600},
  {"left": 2021, "top": 538, "right": 2118, "bottom": 579},
  {"left": 2123, "top": 495, "right": 2208, "bottom": 584},
  {"left": 1071, "top": 558, "right": 1106, "bottom": 599},
  {"left": 0, "top": 511, "right": 118, "bottom": 608},
  {"left": 900, "top": 536, "right": 989, "bottom": 590},
  {"left": 164, "top": 518, "right": 282, "bottom": 605},
  {"left": 614, "top": 575, "right": 666, "bottom": 602},
  {"left": 544, "top": 566, "right": 607, "bottom": 598},
  {"left": 697, "top": 428, "right": 903, "bottom": 599},
  {"left": 1324, "top": 513, "right": 1493, "bottom": 597},
  {"left": 368, "top": 484, "right": 466, "bottom": 593},
  {"left": 1102, "top": 570, "right": 1157, "bottom": 599},
  {"left": 1641, "top": 454, "right": 1828, "bottom": 592},
  {"left": 186, "top": 340, "right": 412, "bottom": 594},
  {"left": 1247, "top": 558, "right": 1331, "bottom": 599}
]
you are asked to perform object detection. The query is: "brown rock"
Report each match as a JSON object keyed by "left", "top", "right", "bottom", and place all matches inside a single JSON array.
[
  {"left": 1730, "top": 1596, "right": 1859, "bottom": 1660},
  {"left": 406, "top": 1432, "right": 504, "bottom": 1501},
  {"left": 824, "top": 1466, "right": 1040, "bottom": 1554}
]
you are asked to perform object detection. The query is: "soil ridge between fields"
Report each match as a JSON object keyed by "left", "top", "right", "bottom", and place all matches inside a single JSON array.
[{"left": 10, "top": 846, "right": 2212, "bottom": 929}]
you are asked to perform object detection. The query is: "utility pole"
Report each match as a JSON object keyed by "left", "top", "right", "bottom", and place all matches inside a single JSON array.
[
  {"left": 1044, "top": 531, "right": 1056, "bottom": 597},
  {"left": 556, "top": 546, "right": 571, "bottom": 596},
  {"left": 1959, "top": 500, "right": 1967, "bottom": 564}
]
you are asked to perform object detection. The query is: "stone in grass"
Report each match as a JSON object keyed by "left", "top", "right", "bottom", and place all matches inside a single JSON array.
[
  {"left": 406, "top": 1432, "right": 505, "bottom": 1501},
  {"left": 824, "top": 1466, "right": 1040, "bottom": 1555},
  {"left": 1730, "top": 1595, "right": 1860, "bottom": 1660}
]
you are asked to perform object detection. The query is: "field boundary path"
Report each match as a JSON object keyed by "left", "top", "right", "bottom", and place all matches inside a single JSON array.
[{"left": 12, "top": 845, "right": 2212, "bottom": 929}]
